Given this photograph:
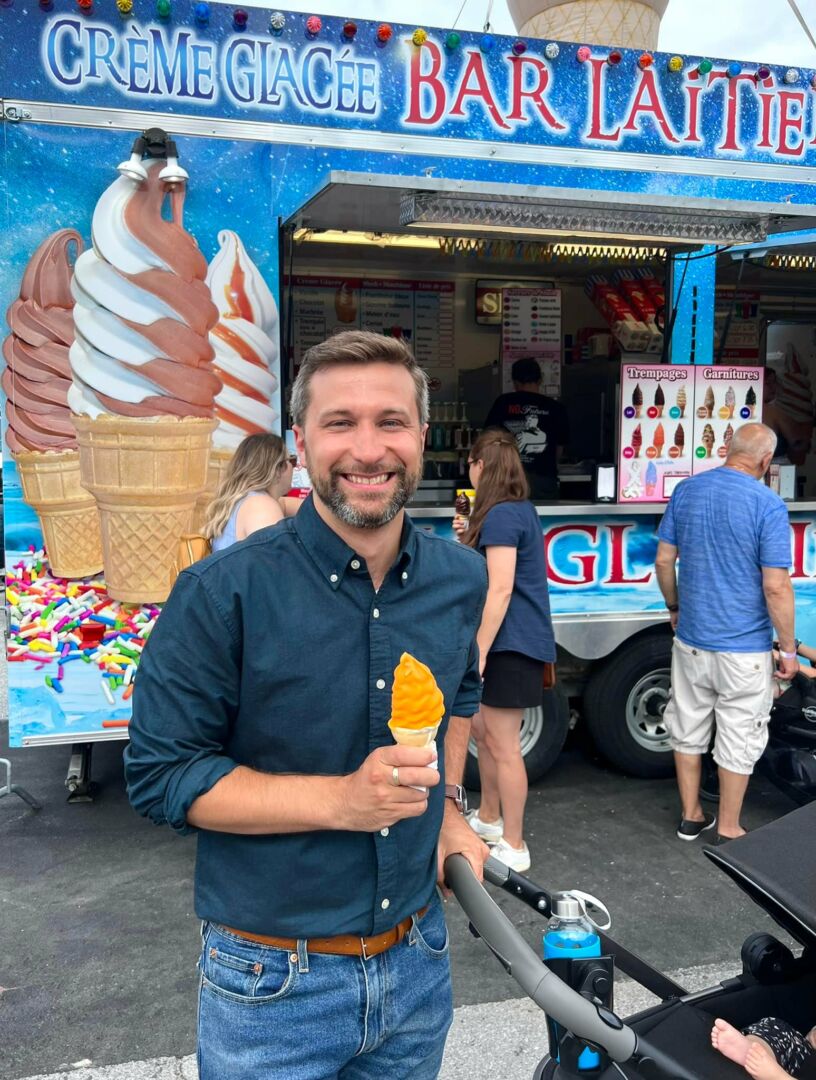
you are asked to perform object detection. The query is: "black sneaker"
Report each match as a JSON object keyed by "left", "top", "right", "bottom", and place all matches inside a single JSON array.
[{"left": 676, "top": 813, "right": 717, "bottom": 841}]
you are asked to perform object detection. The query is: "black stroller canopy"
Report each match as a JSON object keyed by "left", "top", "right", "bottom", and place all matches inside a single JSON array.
[{"left": 705, "top": 802, "right": 816, "bottom": 952}]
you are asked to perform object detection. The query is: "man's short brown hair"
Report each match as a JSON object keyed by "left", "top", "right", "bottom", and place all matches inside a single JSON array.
[{"left": 290, "top": 330, "right": 429, "bottom": 428}]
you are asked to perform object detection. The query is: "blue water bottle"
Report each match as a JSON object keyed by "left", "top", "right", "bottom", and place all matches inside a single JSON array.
[{"left": 543, "top": 893, "right": 602, "bottom": 1071}]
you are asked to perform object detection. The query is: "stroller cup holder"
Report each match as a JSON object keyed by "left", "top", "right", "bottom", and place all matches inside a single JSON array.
[
  {"left": 545, "top": 953, "right": 615, "bottom": 1076},
  {"left": 446, "top": 854, "right": 701, "bottom": 1080}
]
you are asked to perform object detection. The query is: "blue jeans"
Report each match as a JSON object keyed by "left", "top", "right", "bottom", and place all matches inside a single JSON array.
[{"left": 197, "top": 895, "right": 453, "bottom": 1079}]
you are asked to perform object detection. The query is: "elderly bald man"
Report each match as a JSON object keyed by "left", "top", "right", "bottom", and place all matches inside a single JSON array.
[{"left": 655, "top": 423, "right": 797, "bottom": 845}]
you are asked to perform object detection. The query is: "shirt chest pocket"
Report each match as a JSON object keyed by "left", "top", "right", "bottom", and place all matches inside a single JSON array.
[{"left": 420, "top": 647, "right": 469, "bottom": 716}]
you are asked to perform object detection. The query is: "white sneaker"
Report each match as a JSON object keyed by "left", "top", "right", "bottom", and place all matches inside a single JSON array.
[
  {"left": 465, "top": 810, "right": 504, "bottom": 843},
  {"left": 491, "top": 838, "right": 531, "bottom": 873}
]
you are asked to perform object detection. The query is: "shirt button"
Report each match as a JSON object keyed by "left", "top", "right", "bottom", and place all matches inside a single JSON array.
[
  {"left": 376, "top": 679, "right": 386, "bottom": 690},
  {"left": 330, "top": 573, "right": 338, "bottom": 583},
  {"left": 381, "top": 898, "right": 390, "bottom": 910},
  {"left": 380, "top": 827, "right": 389, "bottom": 837},
  {"left": 401, "top": 571, "right": 408, "bottom": 581},
  {"left": 373, "top": 608, "right": 380, "bottom": 619},
  {"left": 350, "top": 559, "right": 360, "bottom": 570}
]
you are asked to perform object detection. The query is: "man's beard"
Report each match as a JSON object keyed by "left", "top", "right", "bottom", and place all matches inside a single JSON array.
[{"left": 307, "top": 458, "right": 421, "bottom": 529}]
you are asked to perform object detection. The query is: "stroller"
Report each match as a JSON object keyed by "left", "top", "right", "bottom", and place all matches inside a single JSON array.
[
  {"left": 446, "top": 801, "right": 816, "bottom": 1079},
  {"left": 700, "top": 673, "right": 816, "bottom": 808},
  {"left": 761, "top": 674, "right": 816, "bottom": 805}
]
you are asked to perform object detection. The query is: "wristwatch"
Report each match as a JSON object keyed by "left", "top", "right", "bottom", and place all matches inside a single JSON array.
[
  {"left": 666, "top": 602, "right": 679, "bottom": 613},
  {"left": 444, "top": 784, "right": 467, "bottom": 814}
]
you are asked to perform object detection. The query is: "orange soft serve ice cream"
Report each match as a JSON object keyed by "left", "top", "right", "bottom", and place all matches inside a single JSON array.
[{"left": 389, "top": 652, "right": 444, "bottom": 737}]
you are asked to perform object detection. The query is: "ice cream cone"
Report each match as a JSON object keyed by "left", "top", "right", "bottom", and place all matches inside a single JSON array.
[
  {"left": 73, "top": 413, "right": 216, "bottom": 603},
  {"left": 389, "top": 652, "right": 445, "bottom": 792},
  {"left": 13, "top": 448, "right": 103, "bottom": 579},
  {"left": 390, "top": 723, "right": 440, "bottom": 791},
  {"left": 390, "top": 724, "right": 440, "bottom": 750},
  {"left": 509, "top": 0, "right": 667, "bottom": 49},
  {"left": 702, "top": 423, "right": 715, "bottom": 459},
  {"left": 191, "top": 446, "right": 234, "bottom": 534}
]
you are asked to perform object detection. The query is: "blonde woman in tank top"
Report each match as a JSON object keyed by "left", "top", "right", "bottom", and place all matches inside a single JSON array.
[{"left": 204, "top": 433, "right": 298, "bottom": 552}]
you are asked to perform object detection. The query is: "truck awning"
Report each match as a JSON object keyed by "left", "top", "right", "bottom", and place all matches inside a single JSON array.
[{"left": 285, "top": 172, "right": 816, "bottom": 250}]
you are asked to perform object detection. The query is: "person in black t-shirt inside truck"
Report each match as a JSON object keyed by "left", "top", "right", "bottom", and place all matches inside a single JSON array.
[{"left": 483, "top": 357, "right": 570, "bottom": 500}]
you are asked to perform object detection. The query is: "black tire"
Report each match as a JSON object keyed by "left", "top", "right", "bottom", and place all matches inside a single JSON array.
[
  {"left": 583, "top": 633, "right": 675, "bottom": 779},
  {"left": 464, "top": 684, "right": 570, "bottom": 791}
]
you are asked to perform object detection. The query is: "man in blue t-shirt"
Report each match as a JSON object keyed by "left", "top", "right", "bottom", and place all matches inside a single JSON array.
[{"left": 655, "top": 423, "right": 796, "bottom": 845}]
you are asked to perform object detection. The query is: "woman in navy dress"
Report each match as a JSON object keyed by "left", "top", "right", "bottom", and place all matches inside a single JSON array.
[{"left": 455, "top": 429, "right": 556, "bottom": 872}]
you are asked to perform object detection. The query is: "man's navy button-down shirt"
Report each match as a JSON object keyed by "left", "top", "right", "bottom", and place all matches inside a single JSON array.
[{"left": 125, "top": 497, "right": 487, "bottom": 938}]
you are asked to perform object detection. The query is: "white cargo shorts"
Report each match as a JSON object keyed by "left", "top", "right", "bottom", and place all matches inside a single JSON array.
[{"left": 663, "top": 637, "right": 774, "bottom": 775}]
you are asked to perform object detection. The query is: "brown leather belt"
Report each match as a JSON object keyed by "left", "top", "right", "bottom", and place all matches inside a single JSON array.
[{"left": 221, "top": 906, "right": 429, "bottom": 960}]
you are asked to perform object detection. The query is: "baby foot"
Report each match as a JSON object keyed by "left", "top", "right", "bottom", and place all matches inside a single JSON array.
[
  {"left": 711, "top": 1018, "right": 751, "bottom": 1065},
  {"left": 745, "top": 1042, "right": 789, "bottom": 1079}
]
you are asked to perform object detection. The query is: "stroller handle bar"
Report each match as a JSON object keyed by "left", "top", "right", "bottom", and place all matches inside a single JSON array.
[{"left": 445, "top": 854, "right": 637, "bottom": 1063}]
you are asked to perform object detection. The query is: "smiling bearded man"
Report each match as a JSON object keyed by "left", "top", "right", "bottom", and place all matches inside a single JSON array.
[{"left": 125, "top": 329, "right": 489, "bottom": 1080}]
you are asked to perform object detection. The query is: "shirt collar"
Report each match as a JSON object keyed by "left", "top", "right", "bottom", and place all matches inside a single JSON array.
[{"left": 292, "top": 494, "right": 417, "bottom": 590}]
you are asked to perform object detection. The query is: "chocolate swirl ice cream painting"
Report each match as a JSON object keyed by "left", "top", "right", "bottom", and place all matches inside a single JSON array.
[
  {"left": 68, "top": 133, "right": 220, "bottom": 603},
  {"left": 2, "top": 230, "right": 104, "bottom": 579},
  {"left": 190, "top": 231, "right": 281, "bottom": 530}
]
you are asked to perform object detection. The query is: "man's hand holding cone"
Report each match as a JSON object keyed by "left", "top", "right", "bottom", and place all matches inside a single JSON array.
[{"left": 340, "top": 653, "right": 444, "bottom": 829}]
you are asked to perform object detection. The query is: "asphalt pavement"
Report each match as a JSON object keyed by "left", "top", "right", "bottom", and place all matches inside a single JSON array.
[{"left": 1, "top": 662, "right": 800, "bottom": 1080}]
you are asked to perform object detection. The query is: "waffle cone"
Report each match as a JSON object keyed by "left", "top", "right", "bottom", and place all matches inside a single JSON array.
[
  {"left": 390, "top": 723, "right": 440, "bottom": 748},
  {"left": 13, "top": 449, "right": 103, "bottom": 579},
  {"left": 510, "top": 0, "right": 665, "bottom": 49},
  {"left": 191, "top": 446, "right": 234, "bottom": 534},
  {"left": 72, "top": 414, "right": 216, "bottom": 603}
]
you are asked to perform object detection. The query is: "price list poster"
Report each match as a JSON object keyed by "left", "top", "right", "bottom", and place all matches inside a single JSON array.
[
  {"left": 290, "top": 276, "right": 361, "bottom": 365},
  {"left": 413, "top": 282, "right": 455, "bottom": 367},
  {"left": 291, "top": 277, "right": 455, "bottom": 368},
  {"left": 501, "top": 288, "right": 562, "bottom": 394}
]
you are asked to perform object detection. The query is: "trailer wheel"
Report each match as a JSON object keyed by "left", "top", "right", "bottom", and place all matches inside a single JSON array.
[
  {"left": 464, "top": 685, "right": 570, "bottom": 791},
  {"left": 583, "top": 634, "right": 675, "bottom": 778}
]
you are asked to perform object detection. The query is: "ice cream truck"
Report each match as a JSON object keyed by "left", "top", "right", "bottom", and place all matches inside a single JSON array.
[{"left": 4, "top": 1, "right": 816, "bottom": 799}]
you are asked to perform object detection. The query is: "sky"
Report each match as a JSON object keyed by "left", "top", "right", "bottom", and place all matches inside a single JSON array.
[{"left": 236, "top": 0, "right": 816, "bottom": 68}]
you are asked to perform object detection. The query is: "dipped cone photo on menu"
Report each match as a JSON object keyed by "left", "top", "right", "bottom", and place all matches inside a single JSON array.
[
  {"left": 2, "top": 229, "right": 103, "bottom": 579},
  {"left": 67, "top": 137, "right": 221, "bottom": 603},
  {"left": 389, "top": 652, "right": 445, "bottom": 791}
]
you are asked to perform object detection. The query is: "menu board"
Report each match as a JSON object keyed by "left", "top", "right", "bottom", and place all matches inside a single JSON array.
[
  {"left": 692, "top": 366, "right": 764, "bottom": 475},
  {"left": 618, "top": 363, "right": 764, "bottom": 500},
  {"left": 619, "top": 364, "right": 692, "bottom": 502},
  {"left": 289, "top": 276, "right": 455, "bottom": 367},
  {"left": 501, "top": 288, "right": 562, "bottom": 395},
  {"left": 715, "top": 290, "right": 761, "bottom": 362}
]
